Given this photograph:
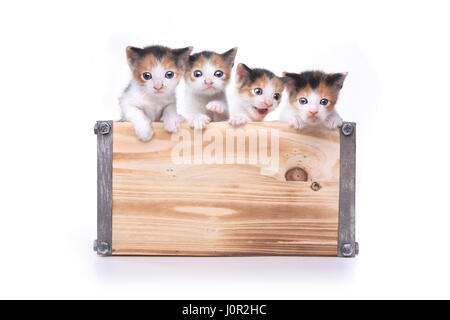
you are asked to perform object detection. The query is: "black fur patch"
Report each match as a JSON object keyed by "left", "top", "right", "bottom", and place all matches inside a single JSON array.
[
  {"left": 249, "top": 68, "right": 275, "bottom": 81},
  {"left": 188, "top": 51, "right": 214, "bottom": 67},
  {"left": 284, "top": 71, "right": 347, "bottom": 100},
  {"left": 132, "top": 45, "right": 191, "bottom": 68},
  {"left": 326, "top": 73, "right": 344, "bottom": 89},
  {"left": 140, "top": 45, "right": 171, "bottom": 61},
  {"left": 303, "top": 71, "right": 322, "bottom": 89},
  {"left": 188, "top": 49, "right": 236, "bottom": 68},
  {"left": 240, "top": 64, "right": 275, "bottom": 87},
  {"left": 285, "top": 71, "right": 347, "bottom": 93},
  {"left": 284, "top": 71, "right": 325, "bottom": 91}
]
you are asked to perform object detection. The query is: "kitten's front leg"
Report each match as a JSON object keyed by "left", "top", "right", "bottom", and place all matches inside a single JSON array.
[
  {"left": 161, "top": 103, "right": 184, "bottom": 133},
  {"left": 184, "top": 96, "right": 211, "bottom": 130},
  {"left": 324, "top": 111, "right": 343, "bottom": 130},
  {"left": 122, "top": 104, "right": 154, "bottom": 141},
  {"left": 186, "top": 114, "right": 211, "bottom": 130},
  {"left": 206, "top": 100, "right": 226, "bottom": 115},
  {"left": 229, "top": 113, "right": 250, "bottom": 126},
  {"left": 288, "top": 115, "right": 307, "bottom": 130}
]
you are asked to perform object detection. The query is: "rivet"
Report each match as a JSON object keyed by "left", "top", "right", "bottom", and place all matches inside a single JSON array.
[
  {"left": 341, "top": 243, "right": 354, "bottom": 257},
  {"left": 99, "top": 122, "right": 111, "bottom": 135},
  {"left": 311, "top": 182, "right": 321, "bottom": 191},
  {"left": 95, "top": 241, "right": 110, "bottom": 255},
  {"left": 341, "top": 123, "right": 354, "bottom": 136}
]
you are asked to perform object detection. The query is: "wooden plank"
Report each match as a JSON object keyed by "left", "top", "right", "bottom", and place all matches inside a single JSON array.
[{"left": 111, "top": 121, "right": 340, "bottom": 256}]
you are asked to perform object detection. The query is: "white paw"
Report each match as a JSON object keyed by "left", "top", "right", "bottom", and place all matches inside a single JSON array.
[
  {"left": 164, "top": 115, "right": 184, "bottom": 133},
  {"left": 134, "top": 122, "right": 154, "bottom": 141},
  {"left": 206, "top": 101, "right": 225, "bottom": 114},
  {"left": 188, "top": 114, "right": 211, "bottom": 130},
  {"left": 288, "top": 116, "right": 307, "bottom": 130},
  {"left": 229, "top": 114, "right": 249, "bottom": 126},
  {"left": 325, "top": 113, "right": 343, "bottom": 130}
]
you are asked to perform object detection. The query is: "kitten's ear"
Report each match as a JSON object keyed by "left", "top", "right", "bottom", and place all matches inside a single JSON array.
[
  {"left": 278, "top": 77, "right": 290, "bottom": 88},
  {"left": 222, "top": 47, "right": 238, "bottom": 66},
  {"left": 326, "top": 72, "right": 348, "bottom": 90},
  {"left": 236, "top": 63, "right": 252, "bottom": 84},
  {"left": 172, "top": 46, "right": 194, "bottom": 68},
  {"left": 282, "top": 72, "right": 296, "bottom": 91},
  {"left": 126, "top": 46, "right": 143, "bottom": 68}
]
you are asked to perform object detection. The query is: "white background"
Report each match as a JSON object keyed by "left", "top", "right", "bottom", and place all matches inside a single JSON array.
[{"left": 0, "top": 0, "right": 449, "bottom": 299}]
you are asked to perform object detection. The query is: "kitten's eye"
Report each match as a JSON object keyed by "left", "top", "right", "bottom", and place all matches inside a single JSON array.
[
  {"left": 254, "top": 88, "right": 263, "bottom": 95},
  {"left": 165, "top": 71, "right": 175, "bottom": 79},
  {"left": 193, "top": 70, "right": 203, "bottom": 78},
  {"left": 214, "top": 70, "right": 224, "bottom": 78},
  {"left": 320, "top": 98, "right": 329, "bottom": 106},
  {"left": 142, "top": 72, "right": 152, "bottom": 80},
  {"left": 299, "top": 97, "right": 308, "bottom": 104},
  {"left": 273, "top": 93, "right": 281, "bottom": 101}
]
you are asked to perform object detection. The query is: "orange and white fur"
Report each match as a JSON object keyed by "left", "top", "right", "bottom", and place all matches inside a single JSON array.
[
  {"left": 280, "top": 71, "right": 347, "bottom": 130},
  {"left": 183, "top": 48, "right": 238, "bottom": 130},
  {"left": 119, "top": 45, "right": 193, "bottom": 141},
  {"left": 229, "top": 63, "right": 285, "bottom": 126}
]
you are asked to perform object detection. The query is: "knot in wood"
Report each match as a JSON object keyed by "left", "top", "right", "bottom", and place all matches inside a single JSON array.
[{"left": 285, "top": 167, "right": 308, "bottom": 181}]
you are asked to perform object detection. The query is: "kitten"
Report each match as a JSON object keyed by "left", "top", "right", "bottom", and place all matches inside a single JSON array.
[
  {"left": 119, "top": 45, "right": 193, "bottom": 141},
  {"left": 229, "top": 63, "right": 285, "bottom": 126},
  {"left": 280, "top": 71, "right": 347, "bottom": 130},
  {"left": 183, "top": 48, "right": 238, "bottom": 130}
]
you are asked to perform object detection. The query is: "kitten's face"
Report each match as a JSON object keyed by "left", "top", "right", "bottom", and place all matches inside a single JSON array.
[
  {"left": 185, "top": 48, "right": 237, "bottom": 96},
  {"left": 284, "top": 71, "right": 347, "bottom": 125},
  {"left": 235, "top": 63, "right": 285, "bottom": 120},
  {"left": 126, "top": 45, "right": 193, "bottom": 97}
]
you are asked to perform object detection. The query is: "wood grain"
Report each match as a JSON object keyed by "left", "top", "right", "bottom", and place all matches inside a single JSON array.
[{"left": 112, "top": 121, "right": 340, "bottom": 256}]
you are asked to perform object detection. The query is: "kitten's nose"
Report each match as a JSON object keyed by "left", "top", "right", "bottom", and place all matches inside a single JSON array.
[
  {"left": 153, "top": 84, "right": 163, "bottom": 90},
  {"left": 264, "top": 101, "right": 273, "bottom": 108},
  {"left": 309, "top": 110, "right": 318, "bottom": 116},
  {"left": 204, "top": 79, "right": 214, "bottom": 85}
]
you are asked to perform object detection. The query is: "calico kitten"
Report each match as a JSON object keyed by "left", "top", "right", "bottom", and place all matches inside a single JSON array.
[
  {"left": 119, "top": 45, "right": 193, "bottom": 141},
  {"left": 229, "top": 63, "right": 286, "bottom": 126},
  {"left": 280, "top": 71, "right": 347, "bottom": 130},
  {"left": 184, "top": 48, "right": 238, "bottom": 130}
]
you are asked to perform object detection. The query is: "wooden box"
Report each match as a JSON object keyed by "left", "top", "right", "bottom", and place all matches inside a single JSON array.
[{"left": 94, "top": 121, "right": 357, "bottom": 257}]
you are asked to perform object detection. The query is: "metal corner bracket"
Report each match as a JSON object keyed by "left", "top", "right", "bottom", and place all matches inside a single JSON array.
[
  {"left": 95, "top": 121, "right": 113, "bottom": 256},
  {"left": 338, "top": 122, "right": 358, "bottom": 257}
]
